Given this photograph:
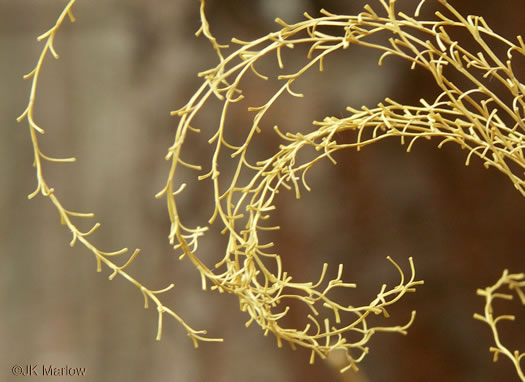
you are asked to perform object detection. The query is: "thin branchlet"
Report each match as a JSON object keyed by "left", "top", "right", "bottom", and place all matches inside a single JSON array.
[
  {"left": 474, "top": 271, "right": 525, "bottom": 381},
  {"left": 18, "top": 0, "right": 222, "bottom": 347}
]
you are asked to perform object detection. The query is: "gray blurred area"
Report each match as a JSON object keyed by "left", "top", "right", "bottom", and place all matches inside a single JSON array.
[{"left": 2, "top": 0, "right": 525, "bottom": 381}]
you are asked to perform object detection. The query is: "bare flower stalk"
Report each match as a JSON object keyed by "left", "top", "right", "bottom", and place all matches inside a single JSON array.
[
  {"left": 474, "top": 271, "right": 525, "bottom": 381},
  {"left": 17, "top": 0, "right": 222, "bottom": 347},
  {"left": 18, "top": 0, "right": 525, "bottom": 376},
  {"left": 162, "top": 0, "right": 523, "bottom": 372}
]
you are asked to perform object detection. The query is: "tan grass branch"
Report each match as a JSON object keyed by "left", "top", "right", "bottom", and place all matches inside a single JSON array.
[
  {"left": 18, "top": 0, "right": 222, "bottom": 347},
  {"left": 18, "top": 0, "right": 525, "bottom": 376},
  {"left": 474, "top": 271, "right": 525, "bottom": 381},
  {"left": 161, "top": 0, "right": 523, "bottom": 372}
]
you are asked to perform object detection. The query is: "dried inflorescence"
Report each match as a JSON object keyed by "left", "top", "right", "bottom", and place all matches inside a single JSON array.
[
  {"left": 17, "top": 0, "right": 222, "bottom": 347},
  {"left": 161, "top": 0, "right": 524, "bottom": 371},
  {"left": 18, "top": 0, "right": 525, "bottom": 376},
  {"left": 474, "top": 271, "right": 525, "bottom": 381}
]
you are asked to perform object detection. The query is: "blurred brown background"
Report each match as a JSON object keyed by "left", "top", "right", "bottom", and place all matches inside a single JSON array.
[{"left": 2, "top": 0, "right": 525, "bottom": 381}]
